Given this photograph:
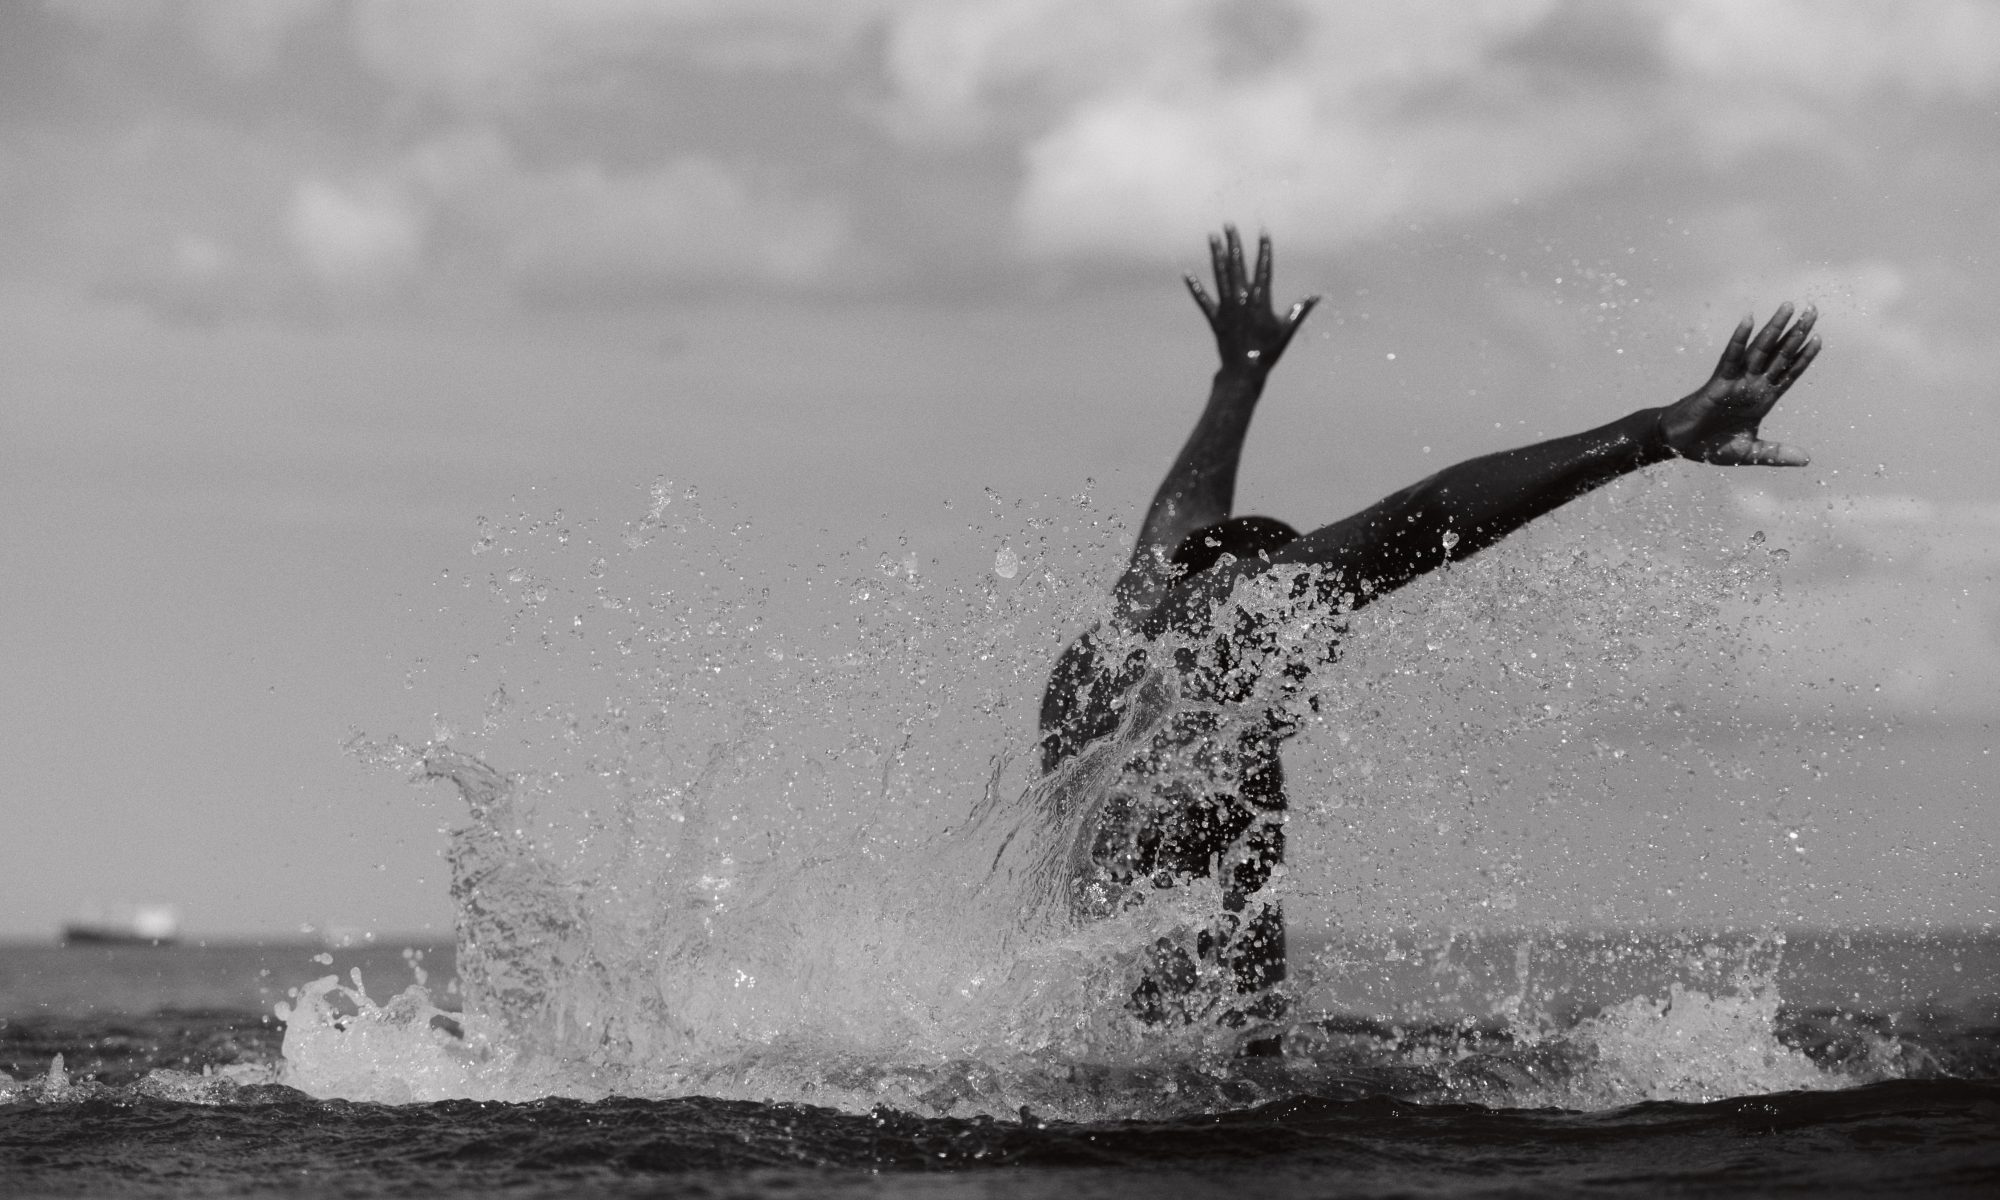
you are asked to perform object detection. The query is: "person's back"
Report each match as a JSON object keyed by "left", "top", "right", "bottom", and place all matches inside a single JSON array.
[
  {"left": 1041, "top": 515, "right": 1307, "bottom": 1027},
  {"left": 1039, "top": 227, "right": 1821, "bottom": 1041}
]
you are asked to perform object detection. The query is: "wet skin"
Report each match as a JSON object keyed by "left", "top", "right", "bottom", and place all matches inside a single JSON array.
[{"left": 1040, "top": 227, "right": 1821, "bottom": 1029}]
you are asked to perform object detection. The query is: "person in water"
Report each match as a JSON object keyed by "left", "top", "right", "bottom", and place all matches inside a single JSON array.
[{"left": 1038, "top": 227, "right": 1821, "bottom": 1033}]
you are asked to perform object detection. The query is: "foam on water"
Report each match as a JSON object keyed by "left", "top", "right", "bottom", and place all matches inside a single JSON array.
[
  {"left": 1481, "top": 935, "right": 1892, "bottom": 1107},
  {"left": 1557, "top": 983, "right": 1831, "bottom": 1104},
  {"left": 279, "top": 475, "right": 1908, "bottom": 1115}
]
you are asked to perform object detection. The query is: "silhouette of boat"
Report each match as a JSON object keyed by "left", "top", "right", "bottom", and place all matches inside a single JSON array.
[{"left": 60, "top": 904, "right": 181, "bottom": 946}]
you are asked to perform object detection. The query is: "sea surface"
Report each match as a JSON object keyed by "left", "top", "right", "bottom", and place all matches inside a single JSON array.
[
  {"left": 3, "top": 933, "right": 1995, "bottom": 1198},
  {"left": 7, "top": 486, "right": 1998, "bottom": 1196}
]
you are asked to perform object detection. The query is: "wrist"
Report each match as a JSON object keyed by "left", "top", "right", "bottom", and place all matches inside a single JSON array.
[
  {"left": 1639, "top": 405, "right": 1682, "bottom": 464},
  {"left": 1214, "top": 361, "right": 1270, "bottom": 390}
]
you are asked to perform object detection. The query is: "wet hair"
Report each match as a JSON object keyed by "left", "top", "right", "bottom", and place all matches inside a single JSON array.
[{"left": 1169, "top": 515, "right": 1299, "bottom": 577}]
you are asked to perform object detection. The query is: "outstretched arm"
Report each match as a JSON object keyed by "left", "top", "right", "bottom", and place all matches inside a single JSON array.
[
  {"left": 1166, "top": 304, "right": 1821, "bottom": 621},
  {"left": 1112, "top": 227, "right": 1319, "bottom": 622}
]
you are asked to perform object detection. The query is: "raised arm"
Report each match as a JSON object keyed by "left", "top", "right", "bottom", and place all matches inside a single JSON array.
[
  {"left": 1164, "top": 303, "right": 1821, "bottom": 622},
  {"left": 1110, "top": 228, "right": 1319, "bottom": 622}
]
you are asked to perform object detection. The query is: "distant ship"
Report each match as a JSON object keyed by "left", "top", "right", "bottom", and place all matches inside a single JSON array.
[{"left": 61, "top": 903, "right": 181, "bottom": 946}]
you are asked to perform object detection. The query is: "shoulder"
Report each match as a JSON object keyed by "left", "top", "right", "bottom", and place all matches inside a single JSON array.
[{"left": 1038, "top": 627, "right": 1149, "bottom": 772}]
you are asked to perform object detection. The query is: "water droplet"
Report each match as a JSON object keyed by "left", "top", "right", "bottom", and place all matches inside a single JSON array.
[{"left": 993, "top": 547, "right": 1019, "bottom": 579}]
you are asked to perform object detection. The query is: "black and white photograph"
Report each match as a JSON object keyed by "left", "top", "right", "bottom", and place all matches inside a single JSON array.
[{"left": 2, "top": 2, "right": 1995, "bottom": 1196}]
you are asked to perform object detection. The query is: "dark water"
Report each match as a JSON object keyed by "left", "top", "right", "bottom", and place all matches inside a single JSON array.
[
  {"left": 4, "top": 938, "right": 1996, "bottom": 1198},
  {"left": 6, "top": 1067, "right": 1997, "bottom": 1199}
]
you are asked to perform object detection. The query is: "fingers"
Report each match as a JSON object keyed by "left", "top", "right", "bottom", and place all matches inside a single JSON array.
[
  {"left": 1185, "top": 274, "right": 1219, "bottom": 327},
  {"left": 1274, "top": 295, "right": 1321, "bottom": 353},
  {"left": 1773, "top": 334, "right": 1821, "bottom": 394},
  {"left": 1702, "top": 435, "right": 1811, "bottom": 467},
  {"left": 1714, "top": 315, "right": 1753, "bottom": 380},
  {"left": 1737, "top": 439, "right": 1811, "bottom": 468},
  {"left": 1224, "top": 225, "right": 1248, "bottom": 300},
  {"left": 1744, "top": 302, "right": 1795, "bottom": 376},
  {"left": 1765, "top": 305, "right": 1817, "bottom": 382},
  {"left": 1773, "top": 305, "right": 1816, "bottom": 356},
  {"left": 1202, "top": 225, "right": 1301, "bottom": 320}
]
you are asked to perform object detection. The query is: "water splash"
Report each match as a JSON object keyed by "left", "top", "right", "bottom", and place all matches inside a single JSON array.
[
  {"left": 277, "top": 967, "right": 531, "bottom": 1104},
  {"left": 283, "top": 475, "right": 1909, "bottom": 1114},
  {"left": 1474, "top": 933, "right": 1893, "bottom": 1107}
]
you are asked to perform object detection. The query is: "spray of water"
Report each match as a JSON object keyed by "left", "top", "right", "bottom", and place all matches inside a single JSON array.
[{"left": 280, "top": 473, "right": 1907, "bottom": 1114}]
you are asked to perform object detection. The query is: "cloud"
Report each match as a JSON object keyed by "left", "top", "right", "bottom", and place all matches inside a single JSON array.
[
  {"left": 1014, "top": 1, "right": 1641, "bottom": 256},
  {"left": 45, "top": 0, "right": 332, "bottom": 74},
  {"left": 1016, "top": 73, "right": 1626, "bottom": 257},
  {"left": 31, "top": 0, "right": 2000, "bottom": 317},
  {"left": 295, "top": 130, "right": 852, "bottom": 301},
  {"left": 47, "top": 0, "right": 887, "bottom": 88},
  {"left": 1660, "top": 0, "right": 2000, "bottom": 104},
  {"left": 35, "top": 2, "right": 863, "bottom": 310},
  {"left": 348, "top": 0, "right": 896, "bottom": 107},
  {"left": 459, "top": 147, "right": 853, "bottom": 294},
  {"left": 1737, "top": 491, "right": 2000, "bottom": 573},
  {"left": 1767, "top": 259, "right": 1962, "bottom": 384},
  {"left": 287, "top": 178, "right": 424, "bottom": 289},
  {"left": 1731, "top": 490, "right": 2000, "bottom": 719},
  {"left": 870, "top": 0, "right": 2000, "bottom": 259},
  {"left": 880, "top": 0, "right": 1196, "bottom": 143},
  {"left": 876, "top": 0, "right": 1638, "bottom": 256}
]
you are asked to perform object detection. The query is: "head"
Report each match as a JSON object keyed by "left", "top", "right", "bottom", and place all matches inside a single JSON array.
[{"left": 1170, "top": 515, "right": 1299, "bottom": 577}]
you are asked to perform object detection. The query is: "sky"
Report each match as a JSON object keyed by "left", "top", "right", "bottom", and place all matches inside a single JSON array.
[{"left": 1, "top": 0, "right": 1996, "bottom": 940}]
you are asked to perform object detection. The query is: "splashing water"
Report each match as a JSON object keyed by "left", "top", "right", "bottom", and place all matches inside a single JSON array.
[{"left": 284, "top": 474, "right": 1909, "bottom": 1115}]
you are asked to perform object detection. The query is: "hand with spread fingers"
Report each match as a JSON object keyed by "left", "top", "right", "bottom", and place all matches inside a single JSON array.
[
  {"left": 1185, "top": 226, "right": 1320, "bottom": 376},
  {"left": 1662, "top": 304, "right": 1821, "bottom": 467}
]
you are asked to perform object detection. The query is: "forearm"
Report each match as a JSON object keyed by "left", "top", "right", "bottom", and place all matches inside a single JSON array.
[
  {"left": 1114, "top": 366, "right": 1268, "bottom": 612},
  {"left": 1139, "top": 368, "right": 1265, "bottom": 547},
  {"left": 1279, "top": 405, "right": 1676, "bottom": 607}
]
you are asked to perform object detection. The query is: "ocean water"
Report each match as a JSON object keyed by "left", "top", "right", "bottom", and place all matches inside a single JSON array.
[
  {"left": 5, "top": 479, "right": 1996, "bottom": 1196},
  {"left": 3, "top": 934, "right": 1996, "bottom": 1197}
]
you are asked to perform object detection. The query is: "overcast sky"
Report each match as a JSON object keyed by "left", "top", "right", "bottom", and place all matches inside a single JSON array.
[{"left": 2, "top": 0, "right": 1995, "bottom": 940}]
